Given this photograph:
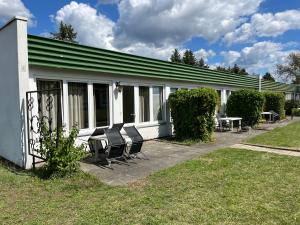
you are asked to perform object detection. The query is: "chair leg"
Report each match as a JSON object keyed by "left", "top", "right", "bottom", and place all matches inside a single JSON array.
[
  {"left": 107, "top": 159, "right": 112, "bottom": 168},
  {"left": 122, "top": 155, "right": 128, "bottom": 162}
]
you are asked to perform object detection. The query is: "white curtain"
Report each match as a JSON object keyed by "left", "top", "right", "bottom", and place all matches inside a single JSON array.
[
  {"left": 153, "top": 86, "right": 163, "bottom": 121},
  {"left": 37, "top": 80, "right": 61, "bottom": 131},
  {"left": 139, "top": 87, "right": 149, "bottom": 122},
  {"left": 68, "top": 83, "right": 88, "bottom": 129}
]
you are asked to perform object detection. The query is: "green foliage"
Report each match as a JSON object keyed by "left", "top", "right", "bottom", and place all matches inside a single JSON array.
[
  {"left": 285, "top": 99, "right": 300, "bottom": 115},
  {"left": 169, "top": 49, "right": 209, "bottom": 68},
  {"left": 182, "top": 50, "right": 197, "bottom": 65},
  {"left": 198, "top": 58, "right": 209, "bottom": 68},
  {"left": 263, "top": 72, "right": 275, "bottom": 82},
  {"left": 170, "top": 49, "right": 182, "bottom": 63},
  {"left": 263, "top": 91, "right": 285, "bottom": 118},
  {"left": 215, "top": 64, "right": 249, "bottom": 76},
  {"left": 168, "top": 88, "right": 218, "bottom": 141},
  {"left": 226, "top": 89, "right": 265, "bottom": 125},
  {"left": 277, "top": 52, "right": 300, "bottom": 84},
  {"left": 292, "top": 108, "right": 300, "bottom": 116},
  {"left": 38, "top": 125, "right": 86, "bottom": 177},
  {"left": 51, "top": 21, "right": 77, "bottom": 43}
]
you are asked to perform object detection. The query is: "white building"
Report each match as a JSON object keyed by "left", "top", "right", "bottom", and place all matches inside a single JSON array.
[{"left": 0, "top": 17, "right": 298, "bottom": 169}]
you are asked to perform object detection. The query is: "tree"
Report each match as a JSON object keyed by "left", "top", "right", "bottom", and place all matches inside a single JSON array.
[
  {"left": 231, "top": 64, "right": 241, "bottom": 74},
  {"left": 239, "top": 68, "right": 248, "bottom": 76},
  {"left": 277, "top": 52, "right": 300, "bottom": 84},
  {"left": 51, "top": 21, "right": 77, "bottom": 43},
  {"left": 263, "top": 72, "right": 275, "bottom": 82},
  {"left": 198, "top": 58, "right": 209, "bottom": 69},
  {"left": 182, "top": 50, "right": 197, "bottom": 65},
  {"left": 215, "top": 64, "right": 249, "bottom": 75},
  {"left": 170, "top": 49, "right": 182, "bottom": 63},
  {"left": 216, "top": 66, "right": 228, "bottom": 72}
]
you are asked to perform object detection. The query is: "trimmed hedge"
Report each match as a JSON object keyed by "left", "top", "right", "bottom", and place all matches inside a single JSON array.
[
  {"left": 292, "top": 108, "right": 300, "bottom": 116},
  {"left": 226, "top": 89, "right": 264, "bottom": 126},
  {"left": 285, "top": 99, "right": 300, "bottom": 115},
  {"left": 263, "top": 92, "right": 285, "bottom": 119},
  {"left": 168, "top": 88, "right": 218, "bottom": 141}
]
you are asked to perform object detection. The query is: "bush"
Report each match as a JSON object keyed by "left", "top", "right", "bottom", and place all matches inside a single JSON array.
[
  {"left": 263, "top": 92, "right": 285, "bottom": 118},
  {"left": 226, "top": 89, "right": 264, "bottom": 126},
  {"left": 285, "top": 99, "right": 300, "bottom": 115},
  {"left": 38, "top": 125, "right": 86, "bottom": 178},
  {"left": 168, "top": 88, "right": 218, "bottom": 141},
  {"left": 292, "top": 108, "right": 300, "bottom": 117}
]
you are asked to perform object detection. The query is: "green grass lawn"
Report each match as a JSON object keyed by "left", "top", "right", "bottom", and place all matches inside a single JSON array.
[
  {"left": 247, "top": 121, "right": 300, "bottom": 148},
  {"left": 1, "top": 149, "right": 300, "bottom": 225}
]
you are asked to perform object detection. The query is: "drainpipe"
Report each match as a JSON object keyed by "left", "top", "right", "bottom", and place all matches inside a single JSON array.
[{"left": 258, "top": 75, "right": 262, "bottom": 92}]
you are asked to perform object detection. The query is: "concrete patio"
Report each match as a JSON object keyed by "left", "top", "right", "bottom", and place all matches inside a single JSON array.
[{"left": 80, "top": 117, "right": 299, "bottom": 186}]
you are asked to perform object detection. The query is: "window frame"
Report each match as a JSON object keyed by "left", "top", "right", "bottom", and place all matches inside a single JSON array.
[
  {"left": 67, "top": 81, "right": 90, "bottom": 130},
  {"left": 93, "top": 82, "right": 110, "bottom": 128},
  {"left": 152, "top": 85, "right": 164, "bottom": 122}
]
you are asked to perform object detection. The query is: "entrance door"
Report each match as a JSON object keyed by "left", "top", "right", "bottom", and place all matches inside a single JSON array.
[{"left": 123, "top": 86, "right": 135, "bottom": 123}]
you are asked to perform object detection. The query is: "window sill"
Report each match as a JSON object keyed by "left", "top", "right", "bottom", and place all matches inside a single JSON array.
[
  {"left": 135, "top": 121, "right": 167, "bottom": 128},
  {"left": 77, "top": 121, "right": 168, "bottom": 137}
]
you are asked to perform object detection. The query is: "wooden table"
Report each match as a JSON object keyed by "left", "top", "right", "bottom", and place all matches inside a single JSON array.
[{"left": 219, "top": 117, "right": 242, "bottom": 131}]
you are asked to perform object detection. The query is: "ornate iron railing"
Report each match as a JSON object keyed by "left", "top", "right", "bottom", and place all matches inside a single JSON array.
[{"left": 26, "top": 88, "right": 62, "bottom": 168}]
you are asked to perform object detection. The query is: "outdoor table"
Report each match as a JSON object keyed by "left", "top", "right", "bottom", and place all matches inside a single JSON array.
[
  {"left": 261, "top": 112, "right": 272, "bottom": 122},
  {"left": 219, "top": 117, "right": 242, "bottom": 131}
]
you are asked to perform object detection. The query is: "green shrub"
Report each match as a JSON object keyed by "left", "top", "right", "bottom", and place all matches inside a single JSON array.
[
  {"left": 168, "top": 88, "right": 218, "bottom": 141},
  {"left": 285, "top": 99, "right": 300, "bottom": 115},
  {"left": 226, "top": 89, "right": 264, "bottom": 126},
  {"left": 292, "top": 108, "right": 300, "bottom": 116},
  {"left": 263, "top": 91, "right": 285, "bottom": 118},
  {"left": 38, "top": 125, "right": 86, "bottom": 178}
]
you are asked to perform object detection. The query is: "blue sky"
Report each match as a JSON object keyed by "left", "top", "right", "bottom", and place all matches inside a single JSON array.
[{"left": 1, "top": 0, "right": 300, "bottom": 77}]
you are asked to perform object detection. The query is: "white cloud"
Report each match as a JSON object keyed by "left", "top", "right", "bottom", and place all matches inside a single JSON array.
[
  {"left": 195, "top": 49, "right": 216, "bottom": 62},
  {"left": 52, "top": 1, "right": 217, "bottom": 62},
  {"left": 122, "top": 43, "right": 175, "bottom": 60},
  {"left": 221, "top": 41, "right": 296, "bottom": 74},
  {"left": 0, "top": 0, "right": 35, "bottom": 26},
  {"left": 221, "top": 50, "right": 241, "bottom": 65},
  {"left": 224, "top": 10, "right": 300, "bottom": 45},
  {"left": 113, "top": 0, "right": 263, "bottom": 48},
  {"left": 53, "top": 1, "right": 115, "bottom": 50}
]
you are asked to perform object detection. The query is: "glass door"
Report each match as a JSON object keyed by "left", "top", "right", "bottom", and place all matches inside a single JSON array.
[{"left": 123, "top": 86, "right": 135, "bottom": 123}]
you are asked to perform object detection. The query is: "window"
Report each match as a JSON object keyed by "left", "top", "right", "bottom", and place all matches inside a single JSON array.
[
  {"left": 226, "top": 90, "right": 231, "bottom": 99},
  {"left": 170, "top": 87, "right": 178, "bottom": 93},
  {"left": 68, "top": 82, "right": 88, "bottom": 129},
  {"left": 36, "top": 80, "right": 62, "bottom": 130},
  {"left": 217, "top": 90, "right": 221, "bottom": 113},
  {"left": 139, "top": 86, "right": 150, "bottom": 122},
  {"left": 93, "top": 83, "right": 109, "bottom": 127},
  {"left": 123, "top": 86, "right": 135, "bottom": 123},
  {"left": 153, "top": 86, "right": 163, "bottom": 121}
]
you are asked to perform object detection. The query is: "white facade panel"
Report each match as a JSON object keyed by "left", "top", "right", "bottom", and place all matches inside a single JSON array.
[{"left": 0, "top": 17, "right": 29, "bottom": 168}]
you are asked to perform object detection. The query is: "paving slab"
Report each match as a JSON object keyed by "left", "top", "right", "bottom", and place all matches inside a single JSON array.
[{"left": 80, "top": 117, "right": 299, "bottom": 186}]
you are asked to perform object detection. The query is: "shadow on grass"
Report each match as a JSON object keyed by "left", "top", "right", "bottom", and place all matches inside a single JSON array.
[{"left": 0, "top": 156, "right": 83, "bottom": 180}]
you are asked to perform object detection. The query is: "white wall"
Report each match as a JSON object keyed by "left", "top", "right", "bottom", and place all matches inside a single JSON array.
[
  {"left": 0, "top": 17, "right": 29, "bottom": 168},
  {"left": 29, "top": 67, "right": 237, "bottom": 143}
]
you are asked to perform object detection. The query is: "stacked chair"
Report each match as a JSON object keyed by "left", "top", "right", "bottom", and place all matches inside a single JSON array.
[
  {"left": 123, "top": 126, "right": 147, "bottom": 159},
  {"left": 88, "top": 123, "right": 146, "bottom": 167}
]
